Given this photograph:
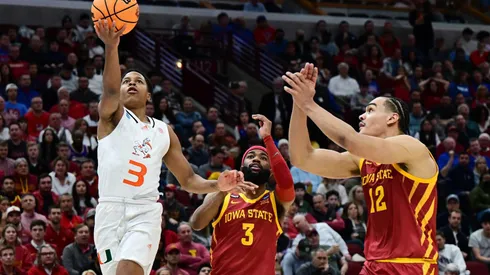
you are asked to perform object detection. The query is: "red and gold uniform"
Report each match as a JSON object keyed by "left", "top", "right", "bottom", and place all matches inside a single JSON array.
[
  {"left": 210, "top": 190, "right": 282, "bottom": 275},
  {"left": 359, "top": 158, "right": 439, "bottom": 275}
]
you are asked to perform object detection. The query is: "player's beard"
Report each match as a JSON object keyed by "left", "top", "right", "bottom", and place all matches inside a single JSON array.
[{"left": 241, "top": 166, "right": 271, "bottom": 186}]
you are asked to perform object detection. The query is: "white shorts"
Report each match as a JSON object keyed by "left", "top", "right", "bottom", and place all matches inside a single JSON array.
[{"left": 94, "top": 198, "right": 163, "bottom": 275}]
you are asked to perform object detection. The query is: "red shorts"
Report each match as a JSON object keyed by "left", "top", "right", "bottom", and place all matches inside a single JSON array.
[{"left": 360, "top": 261, "right": 438, "bottom": 275}]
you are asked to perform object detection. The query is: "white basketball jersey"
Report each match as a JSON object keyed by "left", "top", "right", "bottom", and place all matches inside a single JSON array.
[{"left": 97, "top": 108, "right": 170, "bottom": 201}]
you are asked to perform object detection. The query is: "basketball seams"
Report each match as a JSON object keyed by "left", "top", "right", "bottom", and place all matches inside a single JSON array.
[
  {"left": 113, "top": 0, "right": 139, "bottom": 24},
  {"left": 92, "top": 2, "right": 138, "bottom": 24},
  {"left": 103, "top": 0, "right": 116, "bottom": 28}
]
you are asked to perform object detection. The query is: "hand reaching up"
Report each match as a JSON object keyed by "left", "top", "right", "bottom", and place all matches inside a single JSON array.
[{"left": 94, "top": 20, "right": 126, "bottom": 48}]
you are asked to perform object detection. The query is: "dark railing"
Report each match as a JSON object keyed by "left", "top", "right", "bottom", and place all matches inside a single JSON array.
[
  {"left": 134, "top": 28, "right": 241, "bottom": 125},
  {"left": 229, "top": 34, "right": 286, "bottom": 87}
]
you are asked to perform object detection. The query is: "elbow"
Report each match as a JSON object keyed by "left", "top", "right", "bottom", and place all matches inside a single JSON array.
[{"left": 189, "top": 216, "right": 204, "bottom": 231}]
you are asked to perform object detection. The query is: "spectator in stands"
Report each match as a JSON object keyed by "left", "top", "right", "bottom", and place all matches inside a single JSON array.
[
  {"left": 164, "top": 184, "right": 187, "bottom": 223},
  {"left": 77, "top": 160, "right": 98, "bottom": 199},
  {"left": 85, "top": 32, "right": 104, "bottom": 59},
  {"left": 59, "top": 99, "right": 76, "bottom": 132},
  {"left": 312, "top": 193, "right": 345, "bottom": 232},
  {"left": 70, "top": 77, "right": 99, "bottom": 104},
  {"left": 82, "top": 101, "right": 99, "bottom": 136},
  {"left": 266, "top": 29, "right": 288, "bottom": 56},
  {"left": 436, "top": 231, "right": 467, "bottom": 274},
  {"left": 176, "top": 97, "right": 201, "bottom": 138},
  {"left": 62, "top": 224, "right": 95, "bottom": 275},
  {"left": 161, "top": 244, "right": 189, "bottom": 275},
  {"left": 290, "top": 166, "right": 322, "bottom": 194},
  {"left": 174, "top": 223, "right": 210, "bottom": 275},
  {"left": 243, "top": 0, "right": 267, "bottom": 12},
  {"left": 292, "top": 215, "right": 350, "bottom": 260},
  {"left": 316, "top": 179, "right": 348, "bottom": 205},
  {"left": 69, "top": 130, "right": 92, "bottom": 164},
  {"left": 281, "top": 238, "right": 311, "bottom": 275},
  {"left": 0, "top": 223, "right": 33, "bottom": 272},
  {"left": 8, "top": 45, "right": 29, "bottom": 80},
  {"left": 33, "top": 174, "right": 59, "bottom": 216},
  {"left": 45, "top": 206, "right": 74, "bottom": 258},
  {"left": 187, "top": 134, "right": 208, "bottom": 167},
  {"left": 414, "top": 118, "right": 440, "bottom": 156},
  {"left": 469, "top": 211, "right": 490, "bottom": 266},
  {"left": 50, "top": 158, "right": 76, "bottom": 196},
  {"left": 15, "top": 73, "right": 39, "bottom": 108},
  {"left": 20, "top": 193, "right": 47, "bottom": 230},
  {"left": 2, "top": 179, "right": 21, "bottom": 207},
  {"left": 201, "top": 106, "right": 218, "bottom": 136},
  {"left": 328, "top": 62, "right": 360, "bottom": 99},
  {"left": 294, "top": 183, "right": 312, "bottom": 212},
  {"left": 440, "top": 209, "right": 469, "bottom": 258},
  {"left": 154, "top": 97, "right": 176, "bottom": 126},
  {"left": 39, "top": 113, "right": 73, "bottom": 145},
  {"left": 259, "top": 77, "right": 292, "bottom": 131},
  {"left": 54, "top": 143, "right": 80, "bottom": 175},
  {"left": 72, "top": 180, "right": 97, "bottom": 217},
  {"left": 0, "top": 246, "right": 22, "bottom": 275},
  {"left": 58, "top": 64, "right": 78, "bottom": 92},
  {"left": 197, "top": 146, "right": 230, "bottom": 180},
  {"left": 470, "top": 172, "right": 490, "bottom": 216},
  {"left": 5, "top": 83, "right": 28, "bottom": 121},
  {"left": 295, "top": 248, "right": 334, "bottom": 275},
  {"left": 7, "top": 123, "right": 27, "bottom": 159},
  {"left": 207, "top": 122, "right": 235, "bottom": 148},
  {"left": 470, "top": 42, "right": 488, "bottom": 68},
  {"left": 29, "top": 244, "right": 68, "bottom": 275},
  {"left": 12, "top": 158, "right": 37, "bottom": 195},
  {"left": 254, "top": 16, "right": 275, "bottom": 48},
  {"left": 448, "top": 152, "right": 474, "bottom": 195},
  {"left": 0, "top": 104, "right": 14, "bottom": 135},
  {"left": 409, "top": 0, "right": 434, "bottom": 56},
  {"left": 25, "top": 220, "right": 52, "bottom": 259},
  {"left": 39, "top": 128, "right": 59, "bottom": 165},
  {"left": 27, "top": 142, "right": 49, "bottom": 176},
  {"left": 59, "top": 194, "right": 83, "bottom": 230},
  {"left": 83, "top": 62, "right": 102, "bottom": 96},
  {"left": 24, "top": 97, "right": 49, "bottom": 139},
  {"left": 0, "top": 141, "right": 15, "bottom": 176}
]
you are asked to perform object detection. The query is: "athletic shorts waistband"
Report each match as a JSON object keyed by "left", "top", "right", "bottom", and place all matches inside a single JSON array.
[
  {"left": 98, "top": 197, "right": 159, "bottom": 205},
  {"left": 374, "top": 258, "right": 437, "bottom": 264}
]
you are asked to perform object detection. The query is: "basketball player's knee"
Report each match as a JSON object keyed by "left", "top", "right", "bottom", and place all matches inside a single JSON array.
[{"left": 116, "top": 260, "right": 145, "bottom": 275}]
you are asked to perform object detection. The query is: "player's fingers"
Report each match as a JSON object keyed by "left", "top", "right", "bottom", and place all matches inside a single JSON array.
[
  {"left": 294, "top": 72, "right": 307, "bottom": 83},
  {"left": 115, "top": 24, "right": 127, "bottom": 37},
  {"left": 281, "top": 75, "right": 300, "bottom": 91},
  {"left": 312, "top": 67, "right": 319, "bottom": 83},
  {"left": 283, "top": 86, "right": 296, "bottom": 95},
  {"left": 237, "top": 171, "right": 244, "bottom": 182},
  {"left": 103, "top": 19, "right": 109, "bottom": 31},
  {"left": 287, "top": 72, "right": 306, "bottom": 90}
]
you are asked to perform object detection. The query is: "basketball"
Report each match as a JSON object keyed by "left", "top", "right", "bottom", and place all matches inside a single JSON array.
[{"left": 91, "top": 0, "right": 139, "bottom": 35}]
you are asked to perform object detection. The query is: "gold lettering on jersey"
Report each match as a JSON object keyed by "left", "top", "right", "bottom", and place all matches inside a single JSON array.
[
  {"left": 224, "top": 209, "right": 273, "bottom": 224},
  {"left": 361, "top": 169, "right": 393, "bottom": 185}
]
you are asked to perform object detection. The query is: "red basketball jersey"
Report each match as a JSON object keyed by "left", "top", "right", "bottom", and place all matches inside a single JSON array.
[
  {"left": 210, "top": 190, "right": 282, "bottom": 275},
  {"left": 359, "top": 158, "right": 439, "bottom": 269}
]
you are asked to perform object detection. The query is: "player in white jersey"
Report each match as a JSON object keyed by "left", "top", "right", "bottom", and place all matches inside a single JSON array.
[{"left": 93, "top": 21, "right": 257, "bottom": 275}]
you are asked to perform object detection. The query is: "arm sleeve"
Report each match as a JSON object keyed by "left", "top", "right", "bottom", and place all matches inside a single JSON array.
[{"left": 264, "top": 135, "right": 295, "bottom": 202}]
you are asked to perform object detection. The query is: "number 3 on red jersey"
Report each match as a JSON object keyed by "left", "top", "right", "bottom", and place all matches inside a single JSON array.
[{"left": 123, "top": 160, "right": 147, "bottom": 187}]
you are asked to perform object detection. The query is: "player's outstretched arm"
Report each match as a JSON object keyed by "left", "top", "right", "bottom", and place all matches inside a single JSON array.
[
  {"left": 94, "top": 20, "right": 126, "bottom": 129},
  {"left": 189, "top": 191, "right": 226, "bottom": 230},
  {"left": 287, "top": 64, "right": 359, "bottom": 178},
  {"left": 253, "top": 114, "right": 295, "bottom": 209},
  {"left": 284, "top": 63, "right": 427, "bottom": 165},
  {"left": 164, "top": 125, "right": 257, "bottom": 194}
]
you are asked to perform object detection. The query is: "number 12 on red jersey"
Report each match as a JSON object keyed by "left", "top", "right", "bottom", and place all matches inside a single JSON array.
[{"left": 368, "top": 186, "right": 387, "bottom": 213}]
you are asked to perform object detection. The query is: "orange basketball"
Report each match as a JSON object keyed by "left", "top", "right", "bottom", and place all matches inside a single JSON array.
[{"left": 91, "top": 0, "right": 139, "bottom": 35}]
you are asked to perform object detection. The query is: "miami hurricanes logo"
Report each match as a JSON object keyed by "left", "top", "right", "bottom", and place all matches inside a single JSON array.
[
  {"left": 132, "top": 137, "right": 153, "bottom": 158},
  {"left": 98, "top": 249, "right": 113, "bottom": 265}
]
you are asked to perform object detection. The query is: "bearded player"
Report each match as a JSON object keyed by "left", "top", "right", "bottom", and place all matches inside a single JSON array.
[
  {"left": 189, "top": 114, "right": 295, "bottom": 275},
  {"left": 93, "top": 21, "right": 256, "bottom": 275},
  {"left": 283, "top": 63, "right": 439, "bottom": 275}
]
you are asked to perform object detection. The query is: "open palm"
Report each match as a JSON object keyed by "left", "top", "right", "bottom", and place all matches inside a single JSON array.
[{"left": 282, "top": 62, "right": 318, "bottom": 111}]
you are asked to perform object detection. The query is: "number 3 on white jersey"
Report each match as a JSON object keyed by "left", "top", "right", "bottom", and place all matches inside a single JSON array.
[{"left": 123, "top": 160, "right": 147, "bottom": 187}]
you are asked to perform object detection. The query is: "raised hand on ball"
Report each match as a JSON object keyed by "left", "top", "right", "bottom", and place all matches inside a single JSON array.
[{"left": 94, "top": 20, "right": 126, "bottom": 48}]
